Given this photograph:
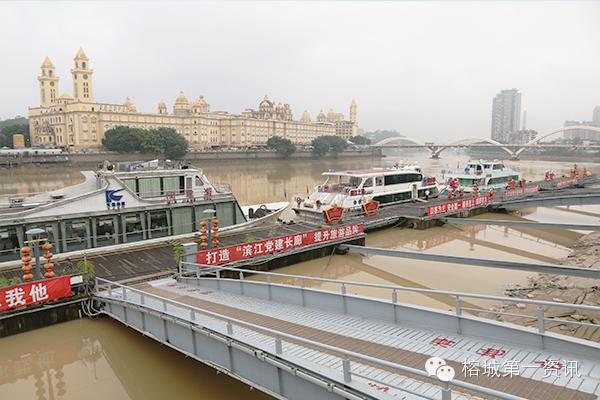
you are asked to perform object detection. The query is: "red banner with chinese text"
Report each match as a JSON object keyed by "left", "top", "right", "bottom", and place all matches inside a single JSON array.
[
  {"left": 196, "top": 224, "right": 364, "bottom": 266},
  {"left": 556, "top": 179, "right": 578, "bottom": 189},
  {"left": 0, "top": 276, "right": 72, "bottom": 311},
  {"left": 504, "top": 185, "right": 540, "bottom": 197},
  {"left": 426, "top": 195, "right": 490, "bottom": 217}
]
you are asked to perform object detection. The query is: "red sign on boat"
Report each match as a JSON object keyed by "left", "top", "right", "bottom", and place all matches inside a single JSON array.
[
  {"left": 323, "top": 205, "right": 344, "bottom": 224},
  {"left": 196, "top": 224, "right": 364, "bottom": 266},
  {"left": 426, "top": 195, "right": 490, "bottom": 217},
  {"left": 0, "top": 276, "right": 72, "bottom": 312},
  {"left": 362, "top": 200, "right": 380, "bottom": 216}
]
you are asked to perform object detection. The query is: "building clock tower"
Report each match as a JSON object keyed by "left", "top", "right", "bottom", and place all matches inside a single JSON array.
[
  {"left": 71, "top": 47, "right": 93, "bottom": 102},
  {"left": 38, "top": 56, "right": 59, "bottom": 107}
]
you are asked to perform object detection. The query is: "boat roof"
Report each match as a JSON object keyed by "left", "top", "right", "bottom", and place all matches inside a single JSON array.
[
  {"left": 466, "top": 160, "right": 504, "bottom": 165},
  {"left": 322, "top": 166, "right": 421, "bottom": 178},
  {"left": 102, "top": 167, "right": 202, "bottom": 179},
  {"left": 0, "top": 166, "right": 207, "bottom": 217},
  {"left": 0, "top": 170, "right": 100, "bottom": 216}
]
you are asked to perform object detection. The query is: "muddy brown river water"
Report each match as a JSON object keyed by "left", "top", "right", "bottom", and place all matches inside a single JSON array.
[{"left": 1, "top": 153, "right": 598, "bottom": 399}]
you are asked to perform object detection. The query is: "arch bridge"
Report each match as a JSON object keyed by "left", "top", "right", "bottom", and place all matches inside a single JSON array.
[{"left": 371, "top": 126, "right": 600, "bottom": 159}]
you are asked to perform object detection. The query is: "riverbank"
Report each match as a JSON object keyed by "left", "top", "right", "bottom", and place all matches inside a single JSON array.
[
  {"left": 0, "top": 148, "right": 382, "bottom": 166},
  {"left": 498, "top": 232, "right": 600, "bottom": 340}
]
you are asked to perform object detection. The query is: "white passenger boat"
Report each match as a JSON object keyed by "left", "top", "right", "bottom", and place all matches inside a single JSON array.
[
  {"left": 0, "top": 160, "right": 287, "bottom": 263},
  {"left": 293, "top": 164, "right": 440, "bottom": 219},
  {"left": 443, "top": 160, "right": 522, "bottom": 193}
]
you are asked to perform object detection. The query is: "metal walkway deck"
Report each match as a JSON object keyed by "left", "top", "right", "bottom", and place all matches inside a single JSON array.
[{"left": 93, "top": 268, "right": 600, "bottom": 400}]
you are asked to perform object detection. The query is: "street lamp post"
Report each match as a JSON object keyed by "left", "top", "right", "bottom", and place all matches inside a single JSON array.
[
  {"left": 203, "top": 209, "right": 216, "bottom": 249},
  {"left": 25, "top": 228, "right": 46, "bottom": 281}
]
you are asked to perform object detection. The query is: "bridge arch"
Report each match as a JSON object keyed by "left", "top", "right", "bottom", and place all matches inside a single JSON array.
[
  {"left": 372, "top": 135, "right": 428, "bottom": 147},
  {"left": 433, "top": 136, "right": 514, "bottom": 158},
  {"left": 515, "top": 125, "right": 600, "bottom": 156}
]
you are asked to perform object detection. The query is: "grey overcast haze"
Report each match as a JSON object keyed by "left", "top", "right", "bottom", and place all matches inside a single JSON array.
[{"left": 1, "top": 1, "right": 599, "bottom": 141}]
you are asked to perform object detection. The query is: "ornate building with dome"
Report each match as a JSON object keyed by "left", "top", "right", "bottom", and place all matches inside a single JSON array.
[{"left": 29, "top": 50, "right": 358, "bottom": 150}]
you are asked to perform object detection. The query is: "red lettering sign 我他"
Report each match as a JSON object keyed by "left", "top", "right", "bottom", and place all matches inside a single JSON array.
[
  {"left": 0, "top": 276, "right": 72, "bottom": 311},
  {"left": 196, "top": 224, "right": 364, "bottom": 266}
]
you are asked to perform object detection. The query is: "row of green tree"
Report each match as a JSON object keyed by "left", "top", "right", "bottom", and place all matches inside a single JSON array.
[
  {"left": 102, "top": 126, "right": 188, "bottom": 159},
  {"left": 266, "top": 135, "right": 371, "bottom": 158},
  {"left": 0, "top": 116, "right": 30, "bottom": 148}
]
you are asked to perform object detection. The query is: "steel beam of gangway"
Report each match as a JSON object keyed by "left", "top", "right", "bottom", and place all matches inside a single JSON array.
[
  {"left": 338, "top": 245, "right": 600, "bottom": 279},
  {"left": 441, "top": 217, "right": 600, "bottom": 231}
]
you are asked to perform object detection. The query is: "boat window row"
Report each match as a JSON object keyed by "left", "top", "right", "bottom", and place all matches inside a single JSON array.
[
  {"left": 0, "top": 202, "right": 245, "bottom": 262},
  {"left": 374, "top": 191, "right": 412, "bottom": 204},
  {"left": 120, "top": 176, "right": 196, "bottom": 198},
  {"left": 488, "top": 175, "right": 520, "bottom": 185},
  {"left": 384, "top": 173, "right": 422, "bottom": 186}
]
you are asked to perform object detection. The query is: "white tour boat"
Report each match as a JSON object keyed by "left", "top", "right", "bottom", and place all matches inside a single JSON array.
[
  {"left": 293, "top": 164, "right": 440, "bottom": 218},
  {"left": 443, "top": 160, "right": 522, "bottom": 193},
  {"left": 0, "top": 160, "right": 287, "bottom": 263}
]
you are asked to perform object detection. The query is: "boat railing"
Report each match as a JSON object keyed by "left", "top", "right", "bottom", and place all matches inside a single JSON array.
[{"left": 111, "top": 160, "right": 192, "bottom": 172}]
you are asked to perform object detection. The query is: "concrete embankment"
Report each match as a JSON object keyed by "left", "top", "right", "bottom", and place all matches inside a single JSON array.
[
  {"left": 1, "top": 148, "right": 382, "bottom": 166},
  {"left": 497, "top": 232, "right": 600, "bottom": 340}
]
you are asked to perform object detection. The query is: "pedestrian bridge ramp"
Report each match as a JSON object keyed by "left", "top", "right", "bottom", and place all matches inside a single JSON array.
[{"left": 93, "top": 268, "right": 600, "bottom": 400}]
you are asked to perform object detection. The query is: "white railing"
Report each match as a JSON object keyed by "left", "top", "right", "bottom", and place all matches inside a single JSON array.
[
  {"left": 179, "top": 262, "right": 600, "bottom": 335},
  {"left": 95, "top": 276, "right": 525, "bottom": 400}
]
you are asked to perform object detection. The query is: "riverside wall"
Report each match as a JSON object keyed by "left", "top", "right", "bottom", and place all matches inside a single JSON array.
[{"left": 69, "top": 148, "right": 382, "bottom": 163}]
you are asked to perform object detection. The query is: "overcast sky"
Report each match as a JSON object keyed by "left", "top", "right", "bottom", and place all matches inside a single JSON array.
[{"left": 1, "top": 1, "right": 599, "bottom": 141}]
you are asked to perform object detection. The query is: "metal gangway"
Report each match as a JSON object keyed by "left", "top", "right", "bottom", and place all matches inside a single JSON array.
[{"left": 93, "top": 263, "right": 600, "bottom": 400}]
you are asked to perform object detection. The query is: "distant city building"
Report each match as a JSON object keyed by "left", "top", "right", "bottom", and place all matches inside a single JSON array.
[
  {"left": 508, "top": 129, "right": 537, "bottom": 145},
  {"left": 563, "top": 120, "right": 599, "bottom": 141},
  {"left": 29, "top": 49, "right": 358, "bottom": 149},
  {"left": 562, "top": 106, "right": 600, "bottom": 142},
  {"left": 491, "top": 89, "right": 521, "bottom": 144}
]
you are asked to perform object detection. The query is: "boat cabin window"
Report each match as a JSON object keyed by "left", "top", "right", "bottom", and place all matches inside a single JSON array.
[
  {"left": 186, "top": 176, "right": 192, "bottom": 189},
  {"left": 375, "top": 176, "right": 384, "bottom": 186},
  {"left": 96, "top": 217, "right": 116, "bottom": 247},
  {"left": 374, "top": 191, "right": 412, "bottom": 204},
  {"left": 195, "top": 176, "right": 203, "bottom": 186},
  {"left": 149, "top": 210, "right": 169, "bottom": 238},
  {"left": 131, "top": 176, "right": 186, "bottom": 197},
  {"left": 0, "top": 226, "right": 19, "bottom": 262},
  {"left": 466, "top": 164, "right": 483, "bottom": 173},
  {"left": 493, "top": 164, "right": 505, "bottom": 170},
  {"left": 384, "top": 173, "right": 422, "bottom": 185},
  {"left": 138, "top": 177, "right": 161, "bottom": 197},
  {"left": 363, "top": 178, "right": 373, "bottom": 188},
  {"left": 124, "top": 213, "right": 143, "bottom": 242},
  {"left": 336, "top": 176, "right": 362, "bottom": 188},
  {"left": 64, "top": 220, "right": 88, "bottom": 251},
  {"left": 483, "top": 164, "right": 491, "bottom": 169},
  {"left": 459, "top": 178, "right": 481, "bottom": 186},
  {"left": 163, "top": 176, "right": 185, "bottom": 195}
]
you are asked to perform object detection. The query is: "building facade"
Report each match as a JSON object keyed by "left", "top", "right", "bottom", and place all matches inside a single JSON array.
[
  {"left": 29, "top": 49, "right": 358, "bottom": 150},
  {"left": 491, "top": 89, "right": 521, "bottom": 144},
  {"left": 560, "top": 106, "right": 600, "bottom": 142},
  {"left": 563, "top": 120, "right": 600, "bottom": 142},
  {"left": 508, "top": 129, "right": 537, "bottom": 145}
]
